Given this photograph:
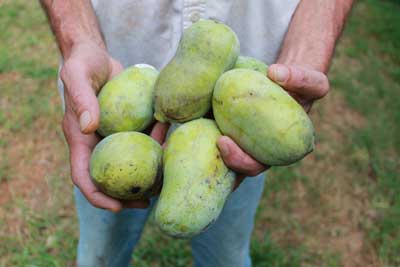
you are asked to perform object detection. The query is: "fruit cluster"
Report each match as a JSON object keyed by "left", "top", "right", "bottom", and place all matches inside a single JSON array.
[{"left": 90, "top": 19, "right": 314, "bottom": 238}]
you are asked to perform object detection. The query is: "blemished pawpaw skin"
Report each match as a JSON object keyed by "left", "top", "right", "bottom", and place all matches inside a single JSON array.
[
  {"left": 154, "top": 19, "right": 240, "bottom": 123},
  {"left": 234, "top": 56, "right": 269, "bottom": 74},
  {"left": 97, "top": 65, "right": 159, "bottom": 137},
  {"left": 213, "top": 69, "right": 315, "bottom": 166},
  {"left": 154, "top": 119, "right": 235, "bottom": 238},
  {"left": 89, "top": 132, "right": 162, "bottom": 200}
]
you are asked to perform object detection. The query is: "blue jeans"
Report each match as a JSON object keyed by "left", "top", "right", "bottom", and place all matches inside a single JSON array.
[{"left": 75, "top": 173, "right": 266, "bottom": 267}]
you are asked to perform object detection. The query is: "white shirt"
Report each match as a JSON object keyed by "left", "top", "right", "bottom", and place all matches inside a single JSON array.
[
  {"left": 91, "top": 0, "right": 300, "bottom": 68},
  {"left": 58, "top": 1, "right": 300, "bottom": 109}
]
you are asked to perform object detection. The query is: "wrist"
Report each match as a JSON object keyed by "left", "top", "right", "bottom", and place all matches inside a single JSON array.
[
  {"left": 41, "top": 0, "right": 105, "bottom": 60},
  {"left": 53, "top": 19, "right": 106, "bottom": 60},
  {"left": 275, "top": 0, "right": 354, "bottom": 74},
  {"left": 66, "top": 39, "right": 107, "bottom": 60},
  {"left": 276, "top": 45, "right": 332, "bottom": 74}
]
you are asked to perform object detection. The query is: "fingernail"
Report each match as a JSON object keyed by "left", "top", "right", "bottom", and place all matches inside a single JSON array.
[
  {"left": 109, "top": 206, "right": 121, "bottom": 213},
  {"left": 79, "top": 111, "right": 91, "bottom": 132},
  {"left": 218, "top": 140, "right": 230, "bottom": 158},
  {"left": 272, "top": 65, "right": 289, "bottom": 83}
]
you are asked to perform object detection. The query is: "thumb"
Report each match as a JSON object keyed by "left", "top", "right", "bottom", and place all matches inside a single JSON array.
[
  {"left": 268, "top": 64, "right": 329, "bottom": 100},
  {"left": 150, "top": 122, "right": 170, "bottom": 145},
  {"left": 108, "top": 58, "right": 124, "bottom": 79},
  {"left": 62, "top": 68, "right": 100, "bottom": 134},
  {"left": 75, "top": 88, "right": 100, "bottom": 134}
]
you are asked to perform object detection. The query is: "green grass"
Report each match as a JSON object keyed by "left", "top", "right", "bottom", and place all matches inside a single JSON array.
[
  {"left": 0, "top": 177, "right": 77, "bottom": 267},
  {"left": 0, "top": 0, "right": 399, "bottom": 266},
  {"left": 132, "top": 217, "right": 308, "bottom": 267},
  {"left": 330, "top": 0, "right": 400, "bottom": 265},
  {"left": 0, "top": 1, "right": 57, "bottom": 79},
  {"left": 251, "top": 237, "right": 304, "bottom": 267}
]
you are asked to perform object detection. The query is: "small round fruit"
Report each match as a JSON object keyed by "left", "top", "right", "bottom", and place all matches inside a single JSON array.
[
  {"left": 97, "top": 64, "right": 159, "bottom": 137},
  {"left": 89, "top": 132, "right": 162, "bottom": 200}
]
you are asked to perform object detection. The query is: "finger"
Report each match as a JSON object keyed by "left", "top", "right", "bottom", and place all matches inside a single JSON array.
[
  {"left": 69, "top": 132, "right": 150, "bottom": 210},
  {"left": 109, "top": 58, "right": 124, "bottom": 79},
  {"left": 268, "top": 64, "right": 330, "bottom": 100},
  {"left": 217, "top": 136, "right": 268, "bottom": 177},
  {"left": 69, "top": 136, "right": 123, "bottom": 212},
  {"left": 150, "top": 122, "right": 171, "bottom": 144},
  {"left": 61, "top": 61, "right": 100, "bottom": 134}
]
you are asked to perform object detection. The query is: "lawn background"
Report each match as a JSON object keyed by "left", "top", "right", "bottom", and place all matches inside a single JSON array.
[{"left": 0, "top": 0, "right": 399, "bottom": 266}]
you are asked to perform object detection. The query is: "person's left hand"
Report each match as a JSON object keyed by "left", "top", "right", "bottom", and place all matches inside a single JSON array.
[{"left": 217, "top": 64, "right": 330, "bottom": 189}]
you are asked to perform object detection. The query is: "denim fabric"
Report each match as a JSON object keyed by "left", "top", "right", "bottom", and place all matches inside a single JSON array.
[{"left": 74, "top": 173, "right": 266, "bottom": 267}]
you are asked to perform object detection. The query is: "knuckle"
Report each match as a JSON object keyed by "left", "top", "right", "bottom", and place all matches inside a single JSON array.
[
  {"left": 321, "top": 76, "right": 330, "bottom": 95},
  {"left": 69, "top": 89, "right": 82, "bottom": 103},
  {"left": 68, "top": 91, "right": 84, "bottom": 114},
  {"left": 60, "top": 60, "right": 77, "bottom": 82},
  {"left": 299, "top": 71, "right": 307, "bottom": 85},
  {"left": 286, "top": 67, "right": 308, "bottom": 91},
  {"left": 60, "top": 65, "right": 69, "bottom": 83},
  {"left": 71, "top": 175, "right": 79, "bottom": 187},
  {"left": 293, "top": 67, "right": 307, "bottom": 86},
  {"left": 316, "top": 75, "right": 330, "bottom": 99}
]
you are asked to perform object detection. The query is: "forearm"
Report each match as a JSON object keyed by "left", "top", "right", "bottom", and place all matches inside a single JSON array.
[
  {"left": 277, "top": 0, "right": 354, "bottom": 73},
  {"left": 40, "top": 0, "right": 104, "bottom": 59}
]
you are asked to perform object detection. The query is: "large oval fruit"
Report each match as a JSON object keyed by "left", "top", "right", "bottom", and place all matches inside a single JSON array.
[
  {"left": 155, "top": 119, "right": 235, "bottom": 238},
  {"left": 90, "top": 132, "right": 162, "bottom": 200},
  {"left": 213, "top": 69, "right": 314, "bottom": 166},
  {"left": 154, "top": 19, "right": 240, "bottom": 123},
  {"left": 234, "top": 56, "right": 268, "bottom": 74},
  {"left": 97, "top": 64, "right": 159, "bottom": 137}
]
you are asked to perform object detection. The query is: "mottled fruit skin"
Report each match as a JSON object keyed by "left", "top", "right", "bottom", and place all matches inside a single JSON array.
[
  {"left": 97, "top": 64, "right": 159, "bottom": 137},
  {"left": 155, "top": 119, "right": 235, "bottom": 238},
  {"left": 213, "top": 69, "right": 315, "bottom": 166},
  {"left": 234, "top": 56, "right": 268, "bottom": 74},
  {"left": 90, "top": 132, "right": 162, "bottom": 200},
  {"left": 154, "top": 19, "right": 240, "bottom": 123}
]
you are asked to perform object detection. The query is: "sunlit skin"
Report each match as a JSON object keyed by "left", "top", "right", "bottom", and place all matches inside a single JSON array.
[{"left": 40, "top": 0, "right": 354, "bottom": 211}]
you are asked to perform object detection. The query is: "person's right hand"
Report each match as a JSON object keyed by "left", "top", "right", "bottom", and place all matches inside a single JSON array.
[{"left": 61, "top": 42, "right": 155, "bottom": 212}]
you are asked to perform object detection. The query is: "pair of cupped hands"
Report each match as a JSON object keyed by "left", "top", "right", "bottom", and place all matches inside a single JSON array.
[{"left": 61, "top": 42, "right": 329, "bottom": 212}]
